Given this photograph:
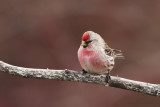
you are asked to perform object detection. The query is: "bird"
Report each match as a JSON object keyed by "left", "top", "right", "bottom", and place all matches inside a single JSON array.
[{"left": 78, "top": 31, "right": 123, "bottom": 83}]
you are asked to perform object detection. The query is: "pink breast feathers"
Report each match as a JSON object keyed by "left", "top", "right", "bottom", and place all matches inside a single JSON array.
[
  {"left": 78, "top": 49, "right": 94, "bottom": 65},
  {"left": 78, "top": 49, "right": 108, "bottom": 72},
  {"left": 89, "top": 52, "right": 108, "bottom": 70}
]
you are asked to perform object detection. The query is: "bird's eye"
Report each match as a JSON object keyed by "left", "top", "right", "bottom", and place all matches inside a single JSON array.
[{"left": 86, "top": 40, "right": 92, "bottom": 44}]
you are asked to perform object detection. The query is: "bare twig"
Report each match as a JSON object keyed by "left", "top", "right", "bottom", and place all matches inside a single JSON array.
[{"left": 0, "top": 61, "right": 160, "bottom": 96}]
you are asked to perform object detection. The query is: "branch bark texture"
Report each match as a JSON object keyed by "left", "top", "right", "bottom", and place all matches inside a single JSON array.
[{"left": 0, "top": 61, "right": 160, "bottom": 97}]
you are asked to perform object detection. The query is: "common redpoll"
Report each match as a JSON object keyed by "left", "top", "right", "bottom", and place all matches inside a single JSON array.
[{"left": 78, "top": 31, "right": 123, "bottom": 82}]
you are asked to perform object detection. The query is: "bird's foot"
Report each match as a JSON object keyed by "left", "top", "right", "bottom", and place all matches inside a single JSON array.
[
  {"left": 82, "top": 69, "right": 88, "bottom": 74},
  {"left": 105, "top": 72, "right": 111, "bottom": 83}
]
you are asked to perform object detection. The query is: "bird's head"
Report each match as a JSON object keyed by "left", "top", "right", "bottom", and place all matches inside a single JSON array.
[{"left": 81, "top": 31, "right": 106, "bottom": 49}]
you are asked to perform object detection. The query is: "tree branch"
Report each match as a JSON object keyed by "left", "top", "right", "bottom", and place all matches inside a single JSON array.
[{"left": 0, "top": 61, "right": 160, "bottom": 97}]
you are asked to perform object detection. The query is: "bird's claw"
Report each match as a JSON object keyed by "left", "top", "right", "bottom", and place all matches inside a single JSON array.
[
  {"left": 82, "top": 69, "right": 88, "bottom": 74},
  {"left": 105, "top": 72, "right": 111, "bottom": 83}
]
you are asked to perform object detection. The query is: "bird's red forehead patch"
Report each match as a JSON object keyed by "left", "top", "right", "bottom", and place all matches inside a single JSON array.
[{"left": 82, "top": 33, "right": 90, "bottom": 41}]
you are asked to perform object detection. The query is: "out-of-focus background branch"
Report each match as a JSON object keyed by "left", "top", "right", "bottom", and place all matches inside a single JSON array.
[{"left": 0, "top": 0, "right": 160, "bottom": 107}]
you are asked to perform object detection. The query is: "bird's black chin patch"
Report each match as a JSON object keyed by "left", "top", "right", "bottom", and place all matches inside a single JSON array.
[{"left": 83, "top": 45, "right": 87, "bottom": 48}]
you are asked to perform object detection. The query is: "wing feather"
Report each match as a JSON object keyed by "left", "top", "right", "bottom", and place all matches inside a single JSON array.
[{"left": 104, "top": 44, "right": 124, "bottom": 59}]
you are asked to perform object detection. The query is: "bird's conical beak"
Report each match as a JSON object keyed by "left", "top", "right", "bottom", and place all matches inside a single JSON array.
[{"left": 81, "top": 41, "right": 87, "bottom": 47}]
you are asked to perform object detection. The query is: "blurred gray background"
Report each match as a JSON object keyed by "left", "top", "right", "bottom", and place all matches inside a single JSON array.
[{"left": 0, "top": 0, "right": 160, "bottom": 107}]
